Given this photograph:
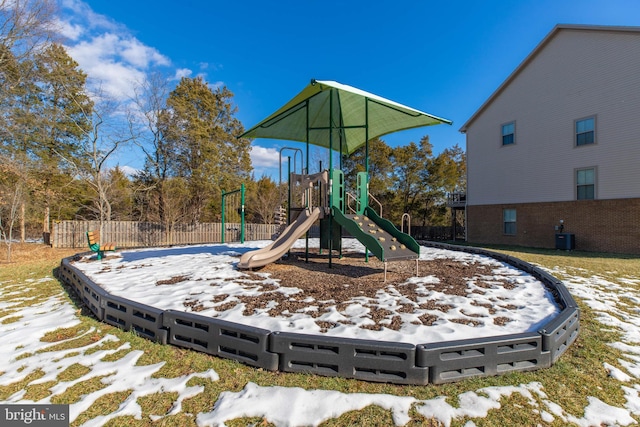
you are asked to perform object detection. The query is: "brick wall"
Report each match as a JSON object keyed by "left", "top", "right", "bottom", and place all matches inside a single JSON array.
[{"left": 467, "top": 198, "right": 640, "bottom": 254}]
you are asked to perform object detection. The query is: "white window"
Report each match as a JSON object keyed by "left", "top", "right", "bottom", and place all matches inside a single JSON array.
[
  {"left": 576, "top": 168, "right": 595, "bottom": 200},
  {"left": 503, "top": 209, "right": 516, "bottom": 235},
  {"left": 501, "top": 122, "right": 515, "bottom": 146},
  {"left": 576, "top": 117, "right": 595, "bottom": 146}
]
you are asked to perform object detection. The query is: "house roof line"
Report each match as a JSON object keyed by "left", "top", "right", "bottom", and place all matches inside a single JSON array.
[{"left": 459, "top": 24, "right": 640, "bottom": 133}]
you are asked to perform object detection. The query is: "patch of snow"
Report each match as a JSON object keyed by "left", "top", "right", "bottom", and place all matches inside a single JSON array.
[
  {"left": 72, "top": 239, "right": 560, "bottom": 344},
  {"left": 197, "top": 382, "right": 416, "bottom": 427},
  {"left": 0, "top": 289, "right": 217, "bottom": 425}
]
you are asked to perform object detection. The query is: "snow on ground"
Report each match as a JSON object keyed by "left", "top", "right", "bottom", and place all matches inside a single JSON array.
[
  {"left": 1, "top": 244, "right": 640, "bottom": 426},
  {"left": 72, "top": 239, "right": 559, "bottom": 344},
  {"left": 0, "top": 281, "right": 217, "bottom": 426}
]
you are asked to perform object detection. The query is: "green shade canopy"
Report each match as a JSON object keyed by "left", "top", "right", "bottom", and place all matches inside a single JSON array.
[{"left": 241, "top": 79, "right": 452, "bottom": 156}]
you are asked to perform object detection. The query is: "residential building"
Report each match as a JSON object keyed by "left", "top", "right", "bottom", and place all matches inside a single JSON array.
[{"left": 460, "top": 24, "right": 640, "bottom": 254}]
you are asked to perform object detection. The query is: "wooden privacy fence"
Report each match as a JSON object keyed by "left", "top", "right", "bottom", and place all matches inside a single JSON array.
[
  {"left": 52, "top": 221, "right": 279, "bottom": 249},
  {"left": 52, "top": 221, "right": 456, "bottom": 249}
]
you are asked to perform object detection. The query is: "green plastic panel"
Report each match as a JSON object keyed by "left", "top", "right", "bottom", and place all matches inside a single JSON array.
[
  {"left": 356, "top": 172, "right": 368, "bottom": 215},
  {"left": 365, "top": 206, "right": 420, "bottom": 255},
  {"left": 319, "top": 217, "right": 342, "bottom": 251},
  {"left": 330, "top": 168, "right": 345, "bottom": 212},
  {"left": 332, "top": 208, "right": 384, "bottom": 260}
]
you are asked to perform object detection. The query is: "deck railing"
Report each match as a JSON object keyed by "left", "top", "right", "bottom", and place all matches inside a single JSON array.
[{"left": 447, "top": 192, "right": 467, "bottom": 208}]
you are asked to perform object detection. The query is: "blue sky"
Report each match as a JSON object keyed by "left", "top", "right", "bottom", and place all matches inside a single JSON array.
[{"left": 58, "top": 0, "right": 640, "bottom": 178}]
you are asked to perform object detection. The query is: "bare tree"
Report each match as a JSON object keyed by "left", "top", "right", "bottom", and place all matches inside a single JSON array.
[
  {"left": 0, "top": 154, "right": 29, "bottom": 261},
  {"left": 131, "top": 73, "right": 173, "bottom": 224},
  {"left": 246, "top": 176, "right": 281, "bottom": 225},
  {"left": 0, "top": 0, "right": 58, "bottom": 62},
  {"left": 56, "top": 94, "right": 135, "bottom": 226}
]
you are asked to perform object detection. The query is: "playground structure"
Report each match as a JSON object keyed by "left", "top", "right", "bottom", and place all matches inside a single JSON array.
[
  {"left": 221, "top": 184, "right": 245, "bottom": 244},
  {"left": 238, "top": 168, "right": 421, "bottom": 276},
  {"left": 57, "top": 80, "right": 579, "bottom": 385},
  {"left": 238, "top": 79, "right": 453, "bottom": 272},
  {"left": 238, "top": 170, "right": 327, "bottom": 269}
]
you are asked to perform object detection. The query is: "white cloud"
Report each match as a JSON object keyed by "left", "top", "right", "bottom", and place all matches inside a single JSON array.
[
  {"left": 61, "top": 0, "right": 120, "bottom": 32},
  {"left": 173, "top": 68, "right": 193, "bottom": 80},
  {"left": 59, "top": 2, "right": 171, "bottom": 101},
  {"left": 119, "top": 37, "right": 170, "bottom": 69},
  {"left": 208, "top": 80, "right": 224, "bottom": 90},
  {"left": 198, "top": 62, "right": 222, "bottom": 72},
  {"left": 67, "top": 33, "right": 118, "bottom": 62},
  {"left": 250, "top": 145, "right": 281, "bottom": 180},
  {"left": 250, "top": 145, "right": 280, "bottom": 168},
  {"left": 116, "top": 165, "right": 140, "bottom": 177},
  {"left": 66, "top": 36, "right": 147, "bottom": 100},
  {"left": 55, "top": 18, "right": 84, "bottom": 40}
]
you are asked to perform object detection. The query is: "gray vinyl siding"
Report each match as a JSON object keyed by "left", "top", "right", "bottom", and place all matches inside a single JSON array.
[{"left": 466, "top": 28, "right": 640, "bottom": 206}]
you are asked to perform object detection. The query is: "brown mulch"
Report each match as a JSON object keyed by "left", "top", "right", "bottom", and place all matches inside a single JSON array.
[
  {"left": 249, "top": 249, "right": 494, "bottom": 299},
  {"left": 196, "top": 248, "right": 519, "bottom": 332},
  {"left": 156, "top": 275, "right": 191, "bottom": 286}
]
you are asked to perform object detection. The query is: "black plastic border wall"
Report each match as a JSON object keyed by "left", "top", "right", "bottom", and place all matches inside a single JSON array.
[
  {"left": 102, "top": 293, "right": 168, "bottom": 344},
  {"left": 163, "top": 310, "right": 278, "bottom": 370},
  {"left": 417, "top": 332, "right": 550, "bottom": 384},
  {"left": 540, "top": 307, "right": 580, "bottom": 363},
  {"left": 59, "top": 258, "right": 84, "bottom": 298},
  {"left": 60, "top": 257, "right": 105, "bottom": 320},
  {"left": 59, "top": 241, "right": 579, "bottom": 385},
  {"left": 270, "top": 331, "right": 429, "bottom": 385}
]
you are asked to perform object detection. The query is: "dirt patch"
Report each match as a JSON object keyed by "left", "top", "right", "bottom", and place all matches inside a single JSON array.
[
  {"left": 183, "top": 300, "right": 205, "bottom": 312},
  {"left": 156, "top": 275, "right": 191, "bottom": 286},
  {"left": 246, "top": 250, "right": 496, "bottom": 301},
  {"left": 0, "top": 242, "right": 78, "bottom": 265}
]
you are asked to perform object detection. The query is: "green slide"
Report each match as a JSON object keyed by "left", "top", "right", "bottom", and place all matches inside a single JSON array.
[{"left": 332, "top": 206, "right": 420, "bottom": 262}]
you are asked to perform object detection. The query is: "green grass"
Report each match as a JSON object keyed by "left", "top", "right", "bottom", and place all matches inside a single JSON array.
[{"left": 0, "top": 244, "right": 638, "bottom": 426}]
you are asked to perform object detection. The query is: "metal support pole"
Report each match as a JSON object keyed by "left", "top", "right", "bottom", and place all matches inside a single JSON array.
[
  {"left": 384, "top": 261, "right": 387, "bottom": 282},
  {"left": 365, "top": 98, "right": 369, "bottom": 176},
  {"left": 240, "top": 183, "right": 245, "bottom": 244},
  {"left": 319, "top": 160, "right": 323, "bottom": 256},
  {"left": 305, "top": 99, "right": 311, "bottom": 263},
  {"left": 221, "top": 190, "right": 226, "bottom": 244},
  {"left": 305, "top": 171, "right": 309, "bottom": 263},
  {"left": 222, "top": 186, "right": 244, "bottom": 244},
  {"left": 287, "top": 157, "right": 292, "bottom": 257},
  {"left": 365, "top": 99, "right": 370, "bottom": 263},
  {"left": 306, "top": 99, "right": 310, "bottom": 173},
  {"left": 328, "top": 89, "right": 334, "bottom": 268},
  {"left": 287, "top": 156, "right": 292, "bottom": 226}
]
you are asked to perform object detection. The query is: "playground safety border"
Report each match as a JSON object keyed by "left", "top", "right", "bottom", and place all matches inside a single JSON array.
[{"left": 58, "top": 242, "right": 579, "bottom": 385}]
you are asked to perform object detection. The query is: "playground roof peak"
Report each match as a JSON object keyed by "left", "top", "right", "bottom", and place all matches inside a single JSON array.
[{"left": 241, "top": 79, "right": 452, "bottom": 156}]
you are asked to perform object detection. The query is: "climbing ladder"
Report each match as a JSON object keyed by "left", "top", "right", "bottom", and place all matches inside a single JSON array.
[{"left": 331, "top": 170, "right": 420, "bottom": 280}]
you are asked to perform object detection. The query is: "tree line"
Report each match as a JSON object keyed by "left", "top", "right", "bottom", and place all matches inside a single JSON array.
[
  {"left": 342, "top": 136, "right": 465, "bottom": 227},
  {"left": 0, "top": 0, "right": 465, "bottom": 259}
]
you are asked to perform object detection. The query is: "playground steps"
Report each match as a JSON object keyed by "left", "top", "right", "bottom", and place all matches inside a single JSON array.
[{"left": 343, "top": 213, "right": 419, "bottom": 262}]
